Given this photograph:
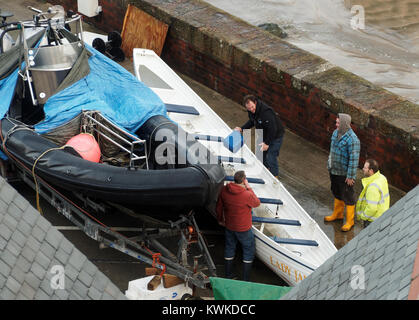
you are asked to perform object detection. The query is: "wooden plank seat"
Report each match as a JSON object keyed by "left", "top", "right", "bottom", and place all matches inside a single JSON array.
[
  {"left": 252, "top": 216, "right": 301, "bottom": 226},
  {"left": 165, "top": 103, "right": 200, "bottom": 115},
  {"left": 270, "top": 236, "right": 319, "bottom": 247},
  {"left": 191, "top": 134, "right": 222, "bottom": 142},
  {"left": 258, "top": 198, "right": 283, "bottom": 205},
  {"left": 225, "top": 176, "right": 265, "bottom": 184},
  {"left": 217, "top": 156, "right": 246, "bottom": 164}
]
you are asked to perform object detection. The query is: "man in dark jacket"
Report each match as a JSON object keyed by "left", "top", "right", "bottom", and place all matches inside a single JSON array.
[
  {"left": 216, "top": 170, "right": 261, "bottom": 281},
  {"left": 235, "top": 95, "right": 285, "bottom": 177}
]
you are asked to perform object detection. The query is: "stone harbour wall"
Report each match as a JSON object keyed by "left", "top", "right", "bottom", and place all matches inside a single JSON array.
[{"left": 50, "top": 0, "right": 419, "bottom": 192}]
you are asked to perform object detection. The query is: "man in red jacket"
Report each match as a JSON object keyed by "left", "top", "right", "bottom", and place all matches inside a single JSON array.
[{"left": 216, "top": 170, "right": 261, "bottom": 281}]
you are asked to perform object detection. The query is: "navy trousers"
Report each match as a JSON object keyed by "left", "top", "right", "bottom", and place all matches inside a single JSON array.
[{"left": 263, "top": 136, "right": 283, "bottom": 176}]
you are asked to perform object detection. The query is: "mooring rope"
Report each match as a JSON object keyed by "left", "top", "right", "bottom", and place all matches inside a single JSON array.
[{"left": 31, "top": 145, "right": 69, "bottom": 215}]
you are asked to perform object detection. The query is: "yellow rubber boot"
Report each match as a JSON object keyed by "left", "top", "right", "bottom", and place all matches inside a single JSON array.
[
  {"left": 324, "top": 198, "right": 345, "bottom": 222},
  {"left": 341, "top": 205, "right": 355, "bottom": 232}
]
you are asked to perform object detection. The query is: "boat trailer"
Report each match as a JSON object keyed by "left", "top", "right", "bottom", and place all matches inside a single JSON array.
[
  {"left": 0, "top": 160, "right": 218, "bottom": 290},
  {"left": 0, "top": 5, "right": 218, "bottom": 291}
]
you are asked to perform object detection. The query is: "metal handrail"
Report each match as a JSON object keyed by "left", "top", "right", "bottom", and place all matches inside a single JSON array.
[
  {"left": 8, "top": 8, "right": 149, "bottom": 169},
  {"left": 83, "top": 111, "right": 149, "bottom": 169},
  {"left": 15, "top": 9, "right": 84, "bottom": 106}
]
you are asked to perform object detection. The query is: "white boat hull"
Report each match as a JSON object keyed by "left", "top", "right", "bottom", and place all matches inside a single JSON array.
[
  {"left": 254, "top": 227, "right": 315, "bottom": 286},
  {"left": 132, "top": 48, "right": 337, "bottom": 286}
]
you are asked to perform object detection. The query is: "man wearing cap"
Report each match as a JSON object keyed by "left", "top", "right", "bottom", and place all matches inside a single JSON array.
[{"left": 324, "top": 113, "right": 360, "bottom": 232}]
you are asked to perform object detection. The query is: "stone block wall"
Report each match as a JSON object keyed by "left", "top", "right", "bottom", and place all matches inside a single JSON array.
[{"left": 49, "top": 0, "right": 419, "bottom": 192}]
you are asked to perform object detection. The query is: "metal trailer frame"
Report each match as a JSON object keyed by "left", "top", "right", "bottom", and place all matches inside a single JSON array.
[
  {"left": 1, "top": 160, "right": 218, "bottom": 289},
  {"left": 0, "top": 6, "right": 218, "bottom": 292}
]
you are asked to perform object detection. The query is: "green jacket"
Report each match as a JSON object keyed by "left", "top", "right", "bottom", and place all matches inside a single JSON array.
[{"left": 356, "top": 171, "right": 390, "bottom": 222}]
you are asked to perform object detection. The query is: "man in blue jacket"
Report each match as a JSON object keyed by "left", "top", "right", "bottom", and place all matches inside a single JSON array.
[
  {"left": 324, "top": 113, "right": 360, "bottom": 232},
  {"left": 235, "top": 95, "right": 285, "bottom": 178}
]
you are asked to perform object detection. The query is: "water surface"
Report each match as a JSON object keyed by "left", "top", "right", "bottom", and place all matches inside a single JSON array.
[{"left": 204, "top": 0, "right": 419, "bottom": 104}]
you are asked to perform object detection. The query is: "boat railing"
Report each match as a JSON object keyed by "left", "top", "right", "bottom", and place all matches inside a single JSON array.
[
  {"left": 13, "top": 6, "right": 85, "bottom": 105},
  {"left": 82, "top": 111, "right": 149, "bottom": 169},
  {"left": 25, "top": 6, "right": 82, "bottom": 33},
  {"left": 26, "top": 41, "right": 83, "bottom": 104}
]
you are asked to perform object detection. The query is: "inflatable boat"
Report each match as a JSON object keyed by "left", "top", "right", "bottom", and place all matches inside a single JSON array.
[{"left": 0, "top": 7, "right": 225, "bottom": 215}]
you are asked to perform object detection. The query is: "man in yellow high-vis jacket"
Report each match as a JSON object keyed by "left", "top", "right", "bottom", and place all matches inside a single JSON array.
[{"left": 356, "top": 159, "right": 390, "bottom": 228}]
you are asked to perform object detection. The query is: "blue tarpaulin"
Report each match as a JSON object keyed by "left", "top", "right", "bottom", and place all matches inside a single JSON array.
[
  {"left": 1, "top": 29, "right": 44, "bottom": 120},
  {"left": 0, "top": 69, "right": 18, "bottom": 160},
  {"left": 0, "top": 68, "right": 19, "bottom": 119},
  {"left": 0, "top": 41, "right": 167, "bottom": 162},
  {"left": 34, "top": 44, "right": 167, "bottom": 134},
  {"left": 0, "top": 68, "right": 19, "bottom": 160}
]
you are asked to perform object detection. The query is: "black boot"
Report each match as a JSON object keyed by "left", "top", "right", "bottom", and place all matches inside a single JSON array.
[
  {"left": 225, "top": 259, "right": 235, "bottom": 279},
  {"left": 243, "top": 262, "right": 253, "bottom": 281}
]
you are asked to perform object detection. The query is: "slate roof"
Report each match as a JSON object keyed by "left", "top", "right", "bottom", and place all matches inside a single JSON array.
[
  {"left": 281, "top": 185, "right": 419, "bottom": 300},
  {"left": 0, "top": 176, "right": 127, "bottom": 300}
]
